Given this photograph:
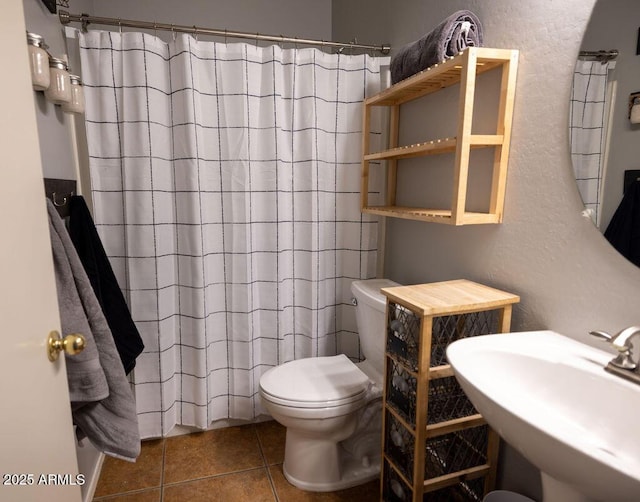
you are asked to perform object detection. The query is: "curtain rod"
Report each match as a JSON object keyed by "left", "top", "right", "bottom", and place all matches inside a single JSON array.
[
  {"left": 58, "top": 10, "right": 391, "bottom": 55},
  {"left": 578, "top": 49, "right": 619, "bottom": 62}
]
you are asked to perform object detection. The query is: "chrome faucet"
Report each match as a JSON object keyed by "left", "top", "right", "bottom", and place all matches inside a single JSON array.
[{"left": 590, "top": 326, "right": 640, "bottom": 384}]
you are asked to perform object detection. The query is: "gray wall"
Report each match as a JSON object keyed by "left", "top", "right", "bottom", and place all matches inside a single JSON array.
[
  {"left": 581, "top": 0, "right": 640, "bottom": 231},
  {"left": 334, "top": 0, "right": 640, "bottom": 497},
  {"left": 23, "top": 0, "right": 332, "bottom": 180},
  {"left": 90, "top": 0, "right": 331, "bottom": 44},
  {"left": 23, "top": 0, "right": 83, "bottom": 180}
]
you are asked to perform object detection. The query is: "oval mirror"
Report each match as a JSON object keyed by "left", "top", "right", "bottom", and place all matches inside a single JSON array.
[{"left": 571, "top": 0, "right": 640, "bottom": 267}]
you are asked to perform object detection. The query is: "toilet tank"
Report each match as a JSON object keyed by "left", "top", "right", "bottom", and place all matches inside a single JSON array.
[{"left": 351, "top": 279, "right": 400, "bottom": 372}]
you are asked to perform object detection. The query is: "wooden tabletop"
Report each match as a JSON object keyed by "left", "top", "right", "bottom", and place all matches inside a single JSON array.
[{"left": 381, "top": 279, "right": 520, "bottom": 316}]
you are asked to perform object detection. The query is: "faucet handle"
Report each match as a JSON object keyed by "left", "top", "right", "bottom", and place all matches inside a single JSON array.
[
  {"left": 610, "top": 326, "right": 640, "bottom": 350},
  {"left": 590, "top": 327, "right": 640, "bottom": 381},
  {"left": 589, "top": 330, "right": 613, "bottom": 342},
  {"left": 591, "top": 328, "right": 639, "bottom": 371}
]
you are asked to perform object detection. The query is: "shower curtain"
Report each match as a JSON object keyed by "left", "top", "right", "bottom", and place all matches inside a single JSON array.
[
  {"left": 79, "top": 31, "right": 387, "bottom": 438},
  {"left": 570, "top": 59, "right": 615, "bottom": 227}
]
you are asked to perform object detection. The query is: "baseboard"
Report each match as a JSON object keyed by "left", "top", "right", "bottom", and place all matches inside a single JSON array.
[{"left": 75, "top": 438, "right": 105, "bottom": 502}]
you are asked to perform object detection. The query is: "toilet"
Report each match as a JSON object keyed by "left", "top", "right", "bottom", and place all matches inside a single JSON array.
[{"left": 259, "top": 278, "right": 399, "bottom": 492}]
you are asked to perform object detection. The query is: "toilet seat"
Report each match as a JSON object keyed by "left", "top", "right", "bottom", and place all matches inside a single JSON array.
[{"left": 259, "top": 354, "right": 370, "bottom": 409}]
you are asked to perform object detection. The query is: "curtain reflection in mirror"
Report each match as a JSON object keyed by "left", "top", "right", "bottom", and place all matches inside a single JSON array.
[{"left": 570, "top": 59, "right": 617, "bottom": 228}]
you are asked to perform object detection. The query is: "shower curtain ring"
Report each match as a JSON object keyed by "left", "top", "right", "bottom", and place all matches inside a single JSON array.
[
  {"left": 193, "top": 26, "right": 198, "bottom": 42},
  {"left": 224, "top": 29, "right": 228, "bottom": 45},
  {"left": 153, "top": 21, "right": 158, "bottom": 40},
  {"left": 81, "top": 15, "right": 89, "bottom": 33},
  {"left": 171, "top": 24, "right": 176, "bottom": 42},
  {"left": 255, "top": 32, "right": 259, "bottom": 48},
  {"left": 117, "top": 18, "right": 122, "bottom": 34}
]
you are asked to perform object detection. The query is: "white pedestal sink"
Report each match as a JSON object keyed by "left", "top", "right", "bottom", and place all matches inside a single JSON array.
[{"left": 447, "top": 330, "right": 640, "bottom": 502}]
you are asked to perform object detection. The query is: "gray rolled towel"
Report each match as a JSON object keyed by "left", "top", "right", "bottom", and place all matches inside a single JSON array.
[{"left": 390, "top": 10, "right": 484, "bottom": 84}]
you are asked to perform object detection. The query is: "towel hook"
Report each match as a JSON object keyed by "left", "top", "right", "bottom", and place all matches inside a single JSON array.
[{"left": 52, "top": 192, "right": 70, "bottom": 207}]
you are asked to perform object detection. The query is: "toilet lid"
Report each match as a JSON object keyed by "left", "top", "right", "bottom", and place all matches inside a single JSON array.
[{"left": 260, "top": 354, "right": 370, "bottom": 407}]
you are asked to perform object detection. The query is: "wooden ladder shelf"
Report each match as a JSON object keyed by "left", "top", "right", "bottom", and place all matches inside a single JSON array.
[
  {"left": 379, "top": 280, "right": 520, "bottom": 501},
  {"left": 361, "top": 47, "right": 519, "bottom": 225}
]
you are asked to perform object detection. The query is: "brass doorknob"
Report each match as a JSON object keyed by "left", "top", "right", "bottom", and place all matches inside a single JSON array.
[{"left": 47, "top": 330, "right": 86, "bottom": 362}]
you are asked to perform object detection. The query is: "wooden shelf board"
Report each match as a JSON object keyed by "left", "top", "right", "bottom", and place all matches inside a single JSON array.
[
  {"left": 422, "top": 464, "right": 491, "bottom": 493},
  {"left": 428, "top": 364, "right": 455, "bottom": 379},
  {"left": 425, "top": 414, "right": 486, "bottom": 438},
  {"left": 363, "top": 205, "right": 452, "bottom": 222},
  {"left": 363, "top": 135, "right": 503, "bottom": 161},
  {"left": 385, "top": 354, "right": 473, "bottom": 380},
  {"left": 385, "top": 403, "right": 416, "bottom": 434},
  {"left": 365, "top": 137, "right": 457, "bottom": 160},
  {"left": 384, "top": 454, "right": 413, "bottom": 489},
  {"left": 366, "top": 47, "right": 518, "bottom": 106},
  {"left": 386, "top": 352, "right": 419, "bottom": 378},
  {"left": 381, "top": 280, "right": 521, "bottom": 316},
  {"left": 362, "top": 206, "right": 501, "bottom": 225}
]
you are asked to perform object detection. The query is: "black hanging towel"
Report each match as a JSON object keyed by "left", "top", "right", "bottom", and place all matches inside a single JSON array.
[
  {"left": 68, "top": 195, "right": 144, "bottom": 374},
  {"left": 604, "top": 180, "right": 640, "bottom": 268}
]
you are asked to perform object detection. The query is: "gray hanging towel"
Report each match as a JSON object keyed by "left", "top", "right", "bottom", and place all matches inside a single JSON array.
[
  {"left": 390, "top": 10, "right": 484, "bottom": 84},
  {"left": 47, "top": 199, "right": 140, "bottom": 462}
]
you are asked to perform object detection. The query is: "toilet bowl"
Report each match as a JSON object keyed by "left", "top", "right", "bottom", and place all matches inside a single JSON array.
[{"left": 259, "top": 278, "right": 399, "bottom": 492}]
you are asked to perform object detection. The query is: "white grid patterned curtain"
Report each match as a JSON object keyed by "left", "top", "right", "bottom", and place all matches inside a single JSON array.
[
  {"left": 79, "top": 31, "right": 387, "bottom": 438},
  {"left": 570, "top": 59, "right": 614, "bottom": 226}
]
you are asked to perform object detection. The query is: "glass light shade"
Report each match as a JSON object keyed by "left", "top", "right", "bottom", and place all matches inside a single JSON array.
[
  {"left": 44, "top": 57, "right": 71, "bottom": 105},
  {"left": 62, "top": 75, "right": 85, "bottom": 114},
  {"left": 26, "top": 32, "right": 49, "bottom": 91}
]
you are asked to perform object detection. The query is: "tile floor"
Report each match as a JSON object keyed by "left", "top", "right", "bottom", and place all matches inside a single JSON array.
[{"left": 92, "top": 421, "right": 379, "bottom": 501}]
